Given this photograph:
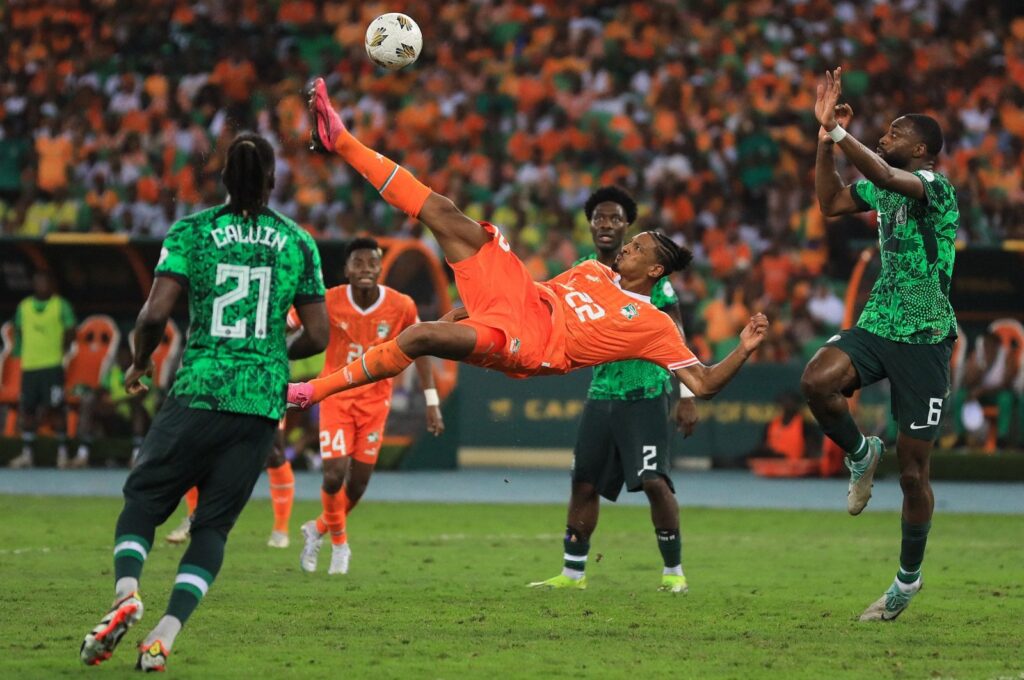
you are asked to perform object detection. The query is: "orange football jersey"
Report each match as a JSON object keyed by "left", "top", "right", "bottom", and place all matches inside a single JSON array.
[
  {"left": 539, "top": 260, "right": 697, "bottom": 374},
  {"left": 320, "top": 284, "right": 419, "bottom": 403}
]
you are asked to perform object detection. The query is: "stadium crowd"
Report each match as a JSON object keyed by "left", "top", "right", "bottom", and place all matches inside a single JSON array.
[{"left": 0, "top": 0, "right": 1021, "bottom": 365}]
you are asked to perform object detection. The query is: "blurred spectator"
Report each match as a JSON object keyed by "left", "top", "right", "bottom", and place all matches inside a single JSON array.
[
  {"left": 7, "top": 270, "right": 76, "bottom": 469},
  {"left": 807, "top": 283, "right": 846, "bottom": 331},
  {"left": 747, "top": 391, "right": 817, "bottom": 461},
  {"left": 2, "top": 0, "right": 1023, "bottom": 362}
]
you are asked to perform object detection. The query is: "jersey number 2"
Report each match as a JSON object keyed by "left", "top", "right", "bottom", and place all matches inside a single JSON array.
[{"left": 211, "top": 264, "right": 272, "bottom": 339}]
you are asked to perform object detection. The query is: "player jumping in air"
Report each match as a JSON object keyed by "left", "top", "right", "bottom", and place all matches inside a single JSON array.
[
  {"left": 79, "top": 132, "right": 329, "bottom": 671},
  {"left": 295, "top": 236, "right": 445, "bottom": 575},
  {"left": 529, "top": 186, "right": 698, "bottom": 593},
  {"left": 802, "top": 68, "right": 959, "bottom": 621},
  {"left": 289, "top": 78, "right": 767, "bottom": 430}
]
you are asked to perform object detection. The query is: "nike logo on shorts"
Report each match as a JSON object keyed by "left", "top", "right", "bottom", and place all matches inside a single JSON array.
[{"left": 909, "top": 422, "right": 930, "bottom": 430}]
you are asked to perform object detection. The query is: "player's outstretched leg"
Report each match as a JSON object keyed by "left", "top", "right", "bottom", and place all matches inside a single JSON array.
[
  {"left": 289, "top": 321, "right": 480, "bottom": 408},
  {"left": 308, "top": 77, "right": 489, "bottom": 264}
]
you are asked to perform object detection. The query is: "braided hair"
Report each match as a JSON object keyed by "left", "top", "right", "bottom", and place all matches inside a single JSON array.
[
  {"left": 647, "top": 231, "right": 693, "bottom": 275},
  {"left": 222, "top": 132, "right": 275, "bottom": 216}
]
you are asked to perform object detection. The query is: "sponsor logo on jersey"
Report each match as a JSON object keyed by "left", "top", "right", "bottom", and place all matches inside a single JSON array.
[
  {"left": 509, "top": 337, "right": 521, "bottom": 354},
  {"left": 620, "top": 303, "right": 638, "bottom": 320},
  {"left": 585, "top": 275, "right": 600, "bottom": 282},
  {"left": 376, "top": 321, "right": 390, "bottom": 338}
]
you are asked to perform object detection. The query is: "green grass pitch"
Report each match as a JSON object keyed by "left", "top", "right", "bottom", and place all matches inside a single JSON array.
[{"left": 0, "top": 495, "right": 1021, "bottom": 678}]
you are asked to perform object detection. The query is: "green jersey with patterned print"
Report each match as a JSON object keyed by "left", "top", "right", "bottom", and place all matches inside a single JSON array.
[
  {"left": 156, "top": 205, "right": 325, "bottom": 420},
  {"left": 573, "top": 253, "right": 680, "bottom": 400},
  {"left": 851, "top": 170, "right": 958, "bottom": 344}
]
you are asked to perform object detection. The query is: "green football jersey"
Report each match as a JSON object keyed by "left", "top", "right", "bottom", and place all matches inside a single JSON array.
[
  {"left": 851, "top": 170, "right": 958, "bottom": 344},
  {"left": 155, "top": 206, "right": 325, "bottom": 419},
  {"left": 573, "top": 253, "right": 681, "bottom": 400}
]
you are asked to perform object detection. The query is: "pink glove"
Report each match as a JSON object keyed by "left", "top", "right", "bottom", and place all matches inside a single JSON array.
[{"left": 287, "top": 382, "right": 315, "bottom": 410}]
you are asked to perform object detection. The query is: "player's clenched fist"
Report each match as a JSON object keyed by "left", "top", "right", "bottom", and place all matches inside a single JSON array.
[{"left": 739, "top": 313, "right": 769, "bottom": 354}]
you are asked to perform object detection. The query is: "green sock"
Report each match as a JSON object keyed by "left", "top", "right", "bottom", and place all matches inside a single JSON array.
[
  {"left": 655, "top": 528, "right": 682, "bottom": 571},
  {"left": 562, "top": 527, "right": 589, "bottom": 578},
  {"left": 823, "top": 412, "right": 866, "bottom": 459},
  {"left": 113, "top": 504, "right": 156, "bottom": 582},
  {"left": 897, "top": 520, "right": 931, "bottom": 584},
  {"left": 166, "top": 527, "right": 224, "bottom": 625}
]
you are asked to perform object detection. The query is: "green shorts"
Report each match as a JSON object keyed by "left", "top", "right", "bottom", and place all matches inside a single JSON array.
[
  {"left": 124, "top": 396, "right": 277, "bottom": 533},
  {"left": 572, "top": 396, "right": 675, "bottom": 502},
  {"left": 19, "top": 366, "right": 65, "bottom": 412},
  {"left": 827, "top": 327, "right": 953, "bottom": 441}
]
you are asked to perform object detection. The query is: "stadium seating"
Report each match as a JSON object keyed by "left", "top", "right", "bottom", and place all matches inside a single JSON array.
[
  {"left": 64, "top": 315, "right": 120, "bottom": 438},
  {"left": 0, "top": 321, "right": 20, "bottom": 437}
]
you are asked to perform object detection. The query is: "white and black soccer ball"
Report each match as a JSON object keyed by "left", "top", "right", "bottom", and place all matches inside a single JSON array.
[{"left": 365, "top": 13, "right": 422, "bottom": 71}]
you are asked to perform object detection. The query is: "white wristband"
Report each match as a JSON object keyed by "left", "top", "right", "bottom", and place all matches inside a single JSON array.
[
  {"left": 679, "top": 383, "right": 694, "bottom": 398},
  {"left": 424, "top": 388, "right": 440, "bottom": 407},
  {"left": 827, "top": 125, "right": 847, "bottom": 143}
]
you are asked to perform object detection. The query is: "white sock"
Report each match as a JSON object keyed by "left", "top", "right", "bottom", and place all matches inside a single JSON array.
[
  {"left": 114, "top": 577, "right": 139, "bottom": 601},
  {"left": 895, "top": 576, "right": 921, "bottom": 593},
  {"left": 75, "top": 444, "right": 89, "bottom": 460},
  {"left": 144, "top": 615, "right": 182, "bottom": 650},
  {"left": 561, "top": 567, "right": 584, "bottom": 580},
  {"left": 663, "top": 565, "right": 684, "bottom": 577}
]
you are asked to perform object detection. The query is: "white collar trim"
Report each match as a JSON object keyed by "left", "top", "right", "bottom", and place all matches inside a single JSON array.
[{"left": 347, "top": 284, "right": 386, "bottom": 315}]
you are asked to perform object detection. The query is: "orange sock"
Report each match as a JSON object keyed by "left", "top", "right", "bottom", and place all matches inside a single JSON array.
[
  {"left": 321, "top": 488, "right": 347, "bottom": 546},
  {"left": 184, "top": 487, "right": 199, "bottom": 515},
  {"left": 315, "top": 514, "right": 328, "bottom": 536},
  {"left": 333, "top": 130, "right": 432, "bottom": 218},
  {"left": 267, "top": 462, "right": 294, "bottom": 533},
  {"left": 310, "top": 339, "right": 413, "bottom": 403}
]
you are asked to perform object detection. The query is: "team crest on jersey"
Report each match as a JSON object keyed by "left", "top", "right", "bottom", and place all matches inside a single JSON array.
[
  {"left": 509, "top": 337, "right": 521, "bottom": 354},
  {"left": 367, "top": 431, "right": 380, "bottom": 443},
  {"left": 895, "top": 203, "right": 908, "bottom": 225},
  {"left": 620, "top": 304, "right": 639, "bottom": 320},
  {"left": 376, "top": 321, "right": 391, "bottom": 338}
]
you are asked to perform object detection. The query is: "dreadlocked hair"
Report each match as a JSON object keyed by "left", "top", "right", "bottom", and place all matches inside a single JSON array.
[
  {"left": 222, "top": 132, "right": 275, "bottom": 216},
  {"left": 648, "top": 231, "right": 693, "bottom": 274}
]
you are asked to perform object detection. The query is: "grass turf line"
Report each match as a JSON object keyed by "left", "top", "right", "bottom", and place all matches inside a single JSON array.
[{"left": 0, "top": 496, "right": 1021, "bottom": 679}]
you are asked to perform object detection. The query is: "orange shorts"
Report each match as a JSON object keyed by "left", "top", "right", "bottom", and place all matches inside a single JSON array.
[
  {"left": 318, "top": 395, "right": 390, "bottom": 465},
  {"left": 450, "top": 222, "right": 554, "bottom": 377}
]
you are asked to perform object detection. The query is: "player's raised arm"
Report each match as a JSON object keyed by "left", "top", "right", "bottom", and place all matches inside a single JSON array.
[
  {"left": 674, "top": 313, "right": 769, "bottom": 399},
  {"left": 815, "top": 67, "right": 926, "bottom": 205}
]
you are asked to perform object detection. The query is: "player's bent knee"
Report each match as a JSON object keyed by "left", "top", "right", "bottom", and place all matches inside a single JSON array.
[{"left": 899, "top": 468, "right": 927, "bottom": 495}]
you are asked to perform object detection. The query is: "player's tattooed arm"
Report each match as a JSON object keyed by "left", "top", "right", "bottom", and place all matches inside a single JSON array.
[{"left": 674, "top": 313, "right": 769, "bottom": 399}]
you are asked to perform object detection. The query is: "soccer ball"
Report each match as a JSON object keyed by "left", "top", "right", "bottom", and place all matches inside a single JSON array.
[{"left": 365, "top": 13, "right": 422, "bottom": 71}]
